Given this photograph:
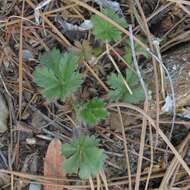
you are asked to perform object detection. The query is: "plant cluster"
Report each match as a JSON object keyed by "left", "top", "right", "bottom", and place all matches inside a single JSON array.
[{"left": 34, "top": 8, "right": 147, "bottom": 179}]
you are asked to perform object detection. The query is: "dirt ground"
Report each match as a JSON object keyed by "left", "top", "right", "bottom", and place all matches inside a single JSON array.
[{"left": 0, "top": 0, "right": 190, "bottom": 190}]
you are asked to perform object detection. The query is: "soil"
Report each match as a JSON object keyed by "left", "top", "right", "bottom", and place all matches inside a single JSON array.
[{"left": 0, "top": 1, "right": 190, "bottom": 190}]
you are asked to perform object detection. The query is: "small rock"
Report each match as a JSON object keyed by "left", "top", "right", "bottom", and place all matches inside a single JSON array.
[
  {"left": 23, "top": 49, "right": 34, "bottom": 62},
  {"left": 0, "top": 93, "right": 8, "bottom": 133},
  {"left": 28, "top": 183, "right": 41, "bottom": 190}
]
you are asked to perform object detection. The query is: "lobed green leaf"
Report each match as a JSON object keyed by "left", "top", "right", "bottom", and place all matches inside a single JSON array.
[
  {"left": 79, "top": 98, "right": 108, "bottom": 125},
  {"left": 62, "top": 135, "right": 106, "bottom": 179},
  {"left": 91, "top": 8, "right": 128, "bottom": 42},
  {"left": 107, "top": 69, "right": 145, "bottom": 103},
  {"left": 34, "top": 49, "right": 83, "bottom": 101}
]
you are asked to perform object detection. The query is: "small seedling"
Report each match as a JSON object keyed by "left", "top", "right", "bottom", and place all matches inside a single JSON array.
[
  {"left": 107, "top": 69, "right": 145, "bottom": 103},
  {"left": 78, "top": 98, "right": 108, "bottom": 125},
  {"left": 34, "top": 48, "right": 83, "bottom": 101},
  {"left": 62, "top": 135, "right": 106, "bottom": 179},
  {"left": 71, "top": 40, "right": 94, "bottom": 62},
  {"left": 91, "top": 8, "right": 128, "bottom": 42},
  {"left": 71, "top": 40, "right": 103, "bottom": 62}
]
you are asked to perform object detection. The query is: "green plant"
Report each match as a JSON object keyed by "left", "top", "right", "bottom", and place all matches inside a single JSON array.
[
  {"left": 33, "top": 15, "right": 146, "bottom": 179},
  {"left": 71, "top": 40, "right": 94, "bottom": 62},
  {"left": 71, "top": 40, "right": 103, "bottom": 63},
  {"left": 91, "top": 8, "right": 128, "bottom": 42},
  {"left": 77, "top": 98, "right": 108, "bottom": 125},
  {"left": 62, "top": 135, "right": 106, "bottom": 179},
  {"left": 34, "top": 48, "right": 83, "bottom": 101},
  {"left": 107, "top": 69, "right": 145, "bottom": 103}
]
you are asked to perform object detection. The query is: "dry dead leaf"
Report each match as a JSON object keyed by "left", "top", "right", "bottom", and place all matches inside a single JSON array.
[
  {"left": 44, "top": 139, "right": 65, "bottom": 190},
  {"left": 109, "top": 112, "right": 126, "bottom": 132},
  {"left": 0, "top": 93, "right": 8, "bottom": 133},
  {"left": 109, "top": 112, "right": 137, "bottom": 132}
]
